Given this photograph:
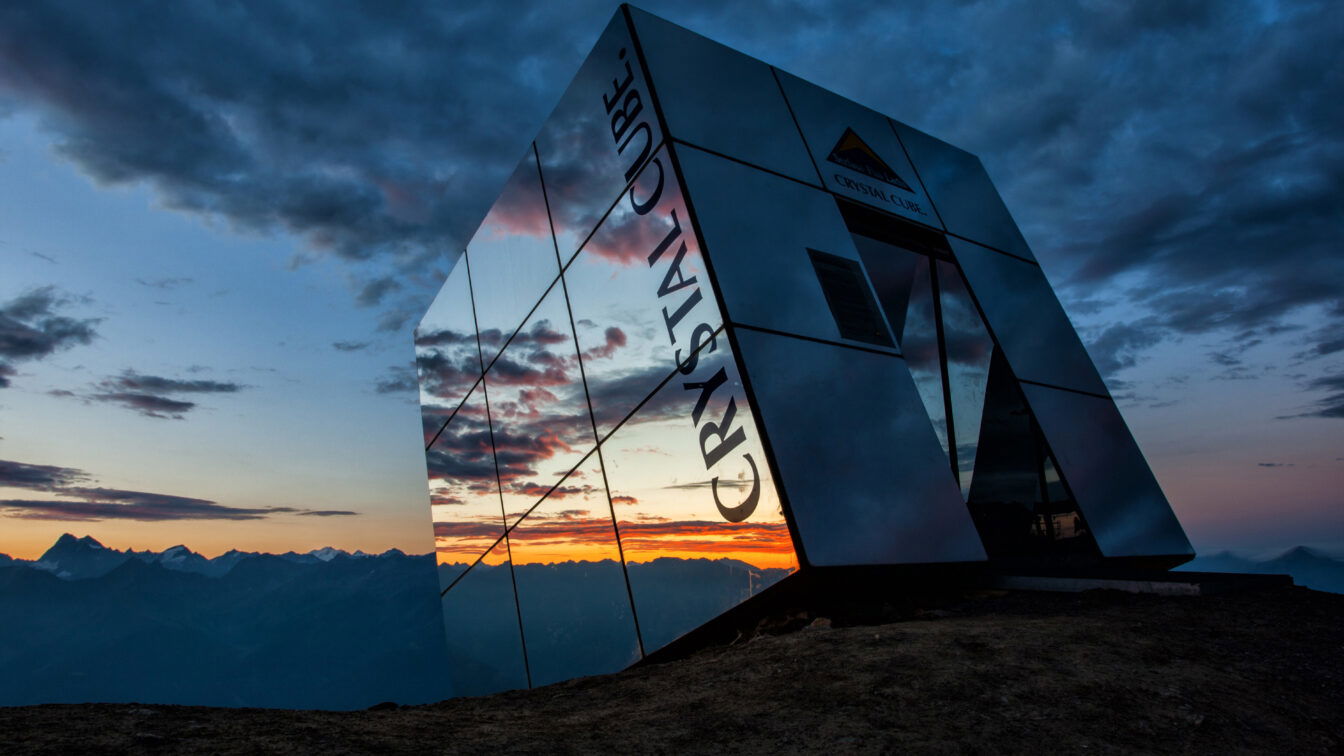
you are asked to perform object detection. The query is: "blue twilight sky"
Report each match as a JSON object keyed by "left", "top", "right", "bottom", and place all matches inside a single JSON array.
[{"left": 1, "top": 0, "right": 1340, "bottom": 560}]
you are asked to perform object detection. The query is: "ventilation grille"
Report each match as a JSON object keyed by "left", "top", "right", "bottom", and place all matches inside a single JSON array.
[{"left": 808, "top": 248, "right": 894, "bottom": 347}]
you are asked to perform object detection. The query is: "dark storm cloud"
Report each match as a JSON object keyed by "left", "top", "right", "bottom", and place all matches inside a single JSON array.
[
  {"left": 134, "top": 277, "right": 192, "bottom": 290},
  {"left": 355, "top": 276, "right": 401, "bottom": 308},
  {"left": 80, "top": 369, "right": 245, "bottom": 419},
  {"left": 103, "top": 370, "right": 242, "bottom": 394},
  {"left": 87, "top": 391, "right": 197, "bottom": 419},
  {"left": 375, "top": 365, "right": 418, "bottom": 395},
  {"left": 1, "top": 0, "right": 1338, "bottom": 387},
  {"left": 0, "top": 493, "right": 354, "bottom": 521},
  {"left": 0, "top": 458, "right": 90, "bottom": 490},
  {"left": 1085, "top": 320, "right": 1166, "bottom": 378},
  {"left": 1298, "top": 374, "right": 1344, "bottom": 419},
  {"left": 0, "top": 286, "right": 99, "bottom": 387},
  {"left": 0, "top": 458, "right": 353, "bottom": 521}
]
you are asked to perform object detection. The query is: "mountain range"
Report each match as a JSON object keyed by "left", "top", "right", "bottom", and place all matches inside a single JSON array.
[
  {"left": 1178, "top": 546, "right": 1344, "bottom": 594},
  {"left": 3, "top": 533, "right": 401, "bottom": 581},
  {"left": 0, "top": 534, "right": 449, "bottom": 710},
  {"left": 0, "top": 535, "right": 1338, "bottom": 710}
]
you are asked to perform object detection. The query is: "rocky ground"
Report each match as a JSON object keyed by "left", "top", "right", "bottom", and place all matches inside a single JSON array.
[{"left": 1, "top": 586, "right": 1340, "bottom": 754}]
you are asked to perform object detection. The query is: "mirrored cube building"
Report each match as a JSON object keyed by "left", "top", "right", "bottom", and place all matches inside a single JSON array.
[{"left": 415, "top": 5, "right": 1194, "bottom": 696}]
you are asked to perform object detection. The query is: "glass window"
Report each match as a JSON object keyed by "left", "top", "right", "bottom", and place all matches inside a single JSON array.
[
  {"left": 440, "top": 538, "right": 529, "bottom": 696},
  {"left": 415, "top": 257, "right": 481, "bottom": 447},
  {"left": 565, "top": 144, "right": 724, "bottom": 439},
  {"left": 776, "top": 71, "right": 937, "bottom": 227},
  {"left": 948, "top": 237, "right": 1109, "bottom": 397},
  {"left": 733, "top": 328, "right": 985, "bottom": 566},
  {"left": 483, "top": 281, "right": 596, "bottom": 525},
  {"left": 1021, "top": 383, "right": 1193, "bottom": 559},
  {"left": 466, "top": 148, "right": 561, "bottom": 369},
  {"left": 627, "top": 8, "right": 818, "bottom": 185},
  {"left": 965, "top": 350, "right": 1101, "bottom": 561},
  {"left": 427, "top": 383, "right": 506, "bottom": 589},
  {"left": 674, "top": 146, "right": 897, "bottom": 351},
  {"left": 509, "top": 454, "right": 642, "bottom": 687},
  {"left": 601, "top": 339, "right": 797, "bottom": 654},
  {"left": 852, "top": 234, "right": 948, "bottom": 455},
  {"left": 890, "top": 120, "right": 1036, "bottom": 262},
  {"left": 536, "top": 12, "right": 664, "bottom": 263},
  {"left": 936, "top": 260, "right": 996, "bottom": 497}
]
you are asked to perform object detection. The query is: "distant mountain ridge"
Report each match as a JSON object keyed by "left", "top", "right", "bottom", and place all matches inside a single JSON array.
[
  {"left": 0, "top": 537, "right": 449, "bottom": 709},
  {"left": 1179, "top": 546, "right": 1344, "bottom": 594},
  {"left": 1, "top": 533, "right": 412, "bottom": 581}
]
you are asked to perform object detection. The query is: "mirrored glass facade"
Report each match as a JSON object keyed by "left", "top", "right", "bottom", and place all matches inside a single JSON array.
[{"left": 417, "top": 6, "right": 1194, "bottom": 697}]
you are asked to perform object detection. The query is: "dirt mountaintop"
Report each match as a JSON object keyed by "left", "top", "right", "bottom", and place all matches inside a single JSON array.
[{"left": 2, "top": 586, "right": 1340, "bottom": 754}]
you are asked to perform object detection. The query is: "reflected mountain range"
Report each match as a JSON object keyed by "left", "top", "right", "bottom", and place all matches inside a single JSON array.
[{"left": 1, "top": 535, "right": 795, "bottom": 708}]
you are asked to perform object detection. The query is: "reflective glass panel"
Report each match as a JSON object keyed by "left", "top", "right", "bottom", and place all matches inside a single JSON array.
[
  {"left": 601, "top": 341, "right": 796, "bottom": 654},
  {"left": 965, "top": 351, "right": 1100, "bottom": 561},
  {"left": 937, "top": 260, "right": 995, "bottom": 497},
  {"left": 734, "top": 328, "right": 985, "bottom": 566},
  {"left": 427, "top": 383, "right": 505, "bottom": 588},
  {"left": 1021, "top": 383, "right": 1193, "bottom": 558},
  {"left": 509, "top": 454, "right": 641, "bottom": 687},
  {"left": 415, "top": 257, "right": 481, "bottom": 446},
  {"left": 852, "top": 233, "right": 947, "bottom": 454},
  {"left": 776, "top": 72, "right": 937, "bottom": 226},
  {"left": 565, "top": 144, "right": 723, "bottom": 438},
  {"left": 948, "top": 237, "right": 1109, "bottom": 397},
  {"left": 440, "top": 538, "right": 529, "bottom": 696},
  {"left": 890, "top": 120, "right": 1036, "bottom": 262},
  {"left": 675, "top": 146, "right": 896, "bottom": 351},
  {"left": 484, "top": 281, "right": 595, "bottom": 525},
  {"left": 536, "top": 13, "right": 663, "bottom": 262},
  {"left": 628, "top": 8, "right": 818, "bottom": 185},
  {"left": 466, "top": 149, "right": 560, "bottom": 368}
]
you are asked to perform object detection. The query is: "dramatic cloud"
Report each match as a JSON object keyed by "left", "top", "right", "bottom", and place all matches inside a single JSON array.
[
  {"left": 1, "top": 0, "right": 1337, "bottom": 399},
  {"left": 355, "top": 276, "right": 401, "bottom": 307},
  {"left": 0, "top": 286, "right": 99, "bottom": 387},
  {"left": 0, "top": 494, "right": 305, "bottom": 521},
  {"left": 86, "top": 392, "right": 195, "bottom": 419},
  {"left": 375, "top": 365, "right": 418, "bottom": 395},
  {"left": 0, "top": 459, "right": 90, "bottom": 490},
  {"left": 134, "top": 277, "right": 192, "bottom": 290},
  {"left": 102, "top": 371, "right": 242, "bottom": 395},
  {"left": 0, "top": 456, "right": 360, "bottom": 521},
  {"left": 1298, "top": 374, "right": 1344, "bottom": 419},
  {"left": 80, "top": 369, "right": 245, "bottom": 419}
]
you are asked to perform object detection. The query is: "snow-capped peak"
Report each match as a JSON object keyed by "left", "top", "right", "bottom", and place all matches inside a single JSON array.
[{"left": 308, "top": 547, "right": 347, "bottom": 562}]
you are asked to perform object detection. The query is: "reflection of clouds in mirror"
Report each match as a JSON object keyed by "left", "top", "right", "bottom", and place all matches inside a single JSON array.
[
  {"left": 603, "top": 345, "right": 798, "bottom": 572},
  {"left": 536, "top": 15, "right": 663, "bottom": 263},
  {"left": 415, "top": 259, "right": 481, "bottom": 444},
  {"left": 426, "top": 386, "right": 504, "bottom": 566},
  {"left": 467, "top": 152, "right": 561, "bottom": 368},
  {"left": 565, "top": 145, "right": 723, "bottom": 438},
  {"left": 486, "top": 288, "right": 595, "bottom": 524},
  {"left": 509, "top": 456, "right": 619, "bottom": 566}
]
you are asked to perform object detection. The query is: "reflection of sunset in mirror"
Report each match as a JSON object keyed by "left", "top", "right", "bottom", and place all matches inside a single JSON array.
[
  {"left": 427, "top": 384, "right": 504, "bottom": 570},
  {"left": 603, "top": 346, "right": 798, "bottom": 573},
  {"left": 508, "top": 454, "right": 622, "bottom": 565},
  {"left": 565, "top": 144, "right": 723, "bottom": 439}
]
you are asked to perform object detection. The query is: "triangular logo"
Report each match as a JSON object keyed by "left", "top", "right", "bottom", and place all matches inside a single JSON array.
[{"left": 826, "top": 128, "right": 914, "bottom": 193}]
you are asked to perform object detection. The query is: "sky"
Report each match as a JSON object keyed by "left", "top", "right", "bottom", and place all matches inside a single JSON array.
[{"left": 1, "top": 0, "right": 1340, "bottom": 561}]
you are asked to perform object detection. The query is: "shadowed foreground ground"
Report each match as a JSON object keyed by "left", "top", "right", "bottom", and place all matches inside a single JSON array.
[{"left": 1, "top": 587, "right": 1340, "bottom": 754}]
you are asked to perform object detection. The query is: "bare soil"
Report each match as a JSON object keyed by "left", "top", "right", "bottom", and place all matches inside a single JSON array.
[{"left": 2, "top": 586, "right": 1340, "bottom": 754}]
